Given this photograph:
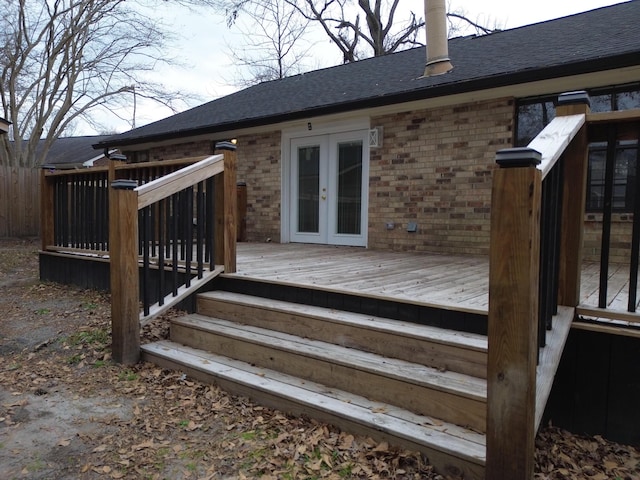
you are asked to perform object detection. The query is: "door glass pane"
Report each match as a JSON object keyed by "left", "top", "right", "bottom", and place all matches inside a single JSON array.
[
  {"left": 336, "top": 141, "right": 362, "bottom": 235},
  {"left": 297, "top": 145, "right": 320, "bottom": 233}
]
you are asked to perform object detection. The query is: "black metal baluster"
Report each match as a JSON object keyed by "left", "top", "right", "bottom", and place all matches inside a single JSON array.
[
  {"left": 98, "top": 175, "right": 107, "bottom": 250},
  {"left": 629, "top": 134, "right": 640, "bottom": 312},
  {"left": 599, "top": 125, "right": 617, "bottom": 308},
  {"left": 206, "top": 177, "right": 215, "bottom": 269},
  {"left": 172, "top": 193, "right": 179, "bottom": 296},
  {"left": 185, "top": 186, "right": 193, "bottom": 287},
  {"left": 548, "top": 163, "right": 562, "bottom": 328},
  {"left": 196, "top": 181, "right": 204, "bottom": 278},
  {"left": 54, "top": 179, "right": 62, "bottom": 246},
  {"left": 538, "top": 176, "right": 551, "bottom": 351},
  {"left": 158, "top": 199, "right": 165, "bottom": 307},
  {"left": 105, "top": 174, "right": 111, "bottom": 250},
  {"left": 142, "top": 206, "right": 151, "bottom": 317},
  {"left": 61, "top": 178, "right": 69, "bottom": 247}
]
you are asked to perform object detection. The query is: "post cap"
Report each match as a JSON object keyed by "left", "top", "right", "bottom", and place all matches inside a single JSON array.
[
  {"left": 495, "top": 147, "right": 542, "bottom": 168},
  {"left": 111, "top": 179, "right": 138, "bottom": 190},
  {"left": 109, "top": 153, "right": 128, "bottom": 161},
  {"left": 215, "top": 141, "right": 237, "bottom": 151},
  {"left": 557, "top": 91, "right": 590, "bottom": 107}
]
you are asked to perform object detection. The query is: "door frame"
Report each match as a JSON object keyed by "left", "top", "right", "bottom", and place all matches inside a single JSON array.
[{"left": 281, "top": 117, "right": 370, "bottom": 246}]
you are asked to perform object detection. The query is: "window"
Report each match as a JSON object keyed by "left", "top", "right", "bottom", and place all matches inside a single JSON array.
[
  {"left": 515, "top": 84, "right": 640, "bottom": 213},
  {"left": 131, "top": 150, "right": 149, "bottom": 163}
]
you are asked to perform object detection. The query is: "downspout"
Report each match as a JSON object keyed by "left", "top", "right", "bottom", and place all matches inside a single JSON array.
[{"left": 424, "top": 0, "right": 453, "bottom": 76}]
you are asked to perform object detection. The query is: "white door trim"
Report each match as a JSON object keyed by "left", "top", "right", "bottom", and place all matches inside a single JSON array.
[{"left": 281, "top": 118, "right": 370, "bottom": 246}]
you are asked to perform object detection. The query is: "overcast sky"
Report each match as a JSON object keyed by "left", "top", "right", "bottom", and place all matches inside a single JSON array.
[
  {"left": 89, "top": 0, "right": 627, "bottom": 135},
  {"left": 454, "top": 0, "right": 624, "bottom": 29}
]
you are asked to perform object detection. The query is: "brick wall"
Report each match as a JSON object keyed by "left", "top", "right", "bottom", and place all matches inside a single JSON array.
[
  {"left": 120, "top": 99, "right": 633, "bottom": 266},
  {"left": 584, "top": 214, "right": 633, "bottom": 264},
  {"left": 368, "top": 98, "right": 514, "bottom": 255},
  {"left": 130, "top": 100, "right": 514, "bottom": 255},
  {"left": 139, "top": 140, "right": 213, "bottom": 161},
  {"left": 130, "top": 135, "right": 281, "bottom": 244},
  {"left": 235, "top": 131, "right": 282, "bottom": 243}
]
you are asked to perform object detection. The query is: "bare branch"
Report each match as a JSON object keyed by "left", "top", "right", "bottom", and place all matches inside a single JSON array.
[
  {"left": 0, "top": 0, "right": 193, "bottom": 167},
  {"left": 447, "top": 11, "right": 499, "bottom": 36}
]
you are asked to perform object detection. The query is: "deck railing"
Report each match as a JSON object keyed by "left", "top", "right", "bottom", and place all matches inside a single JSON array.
[
  {"left": 110, "top": 148, "right": 237, "bottom": 364},
  {"left": 42, "top": 149, "right": 238, "bottom": 364},
  {"left": 487, "top": 92, "right": 590, "bottom": 479},
  {"left": 40, "top": 157, "right": 208, "bottom": 253},
  {"left": 487, "top": 95, "right": 640, "bottom": 479},
  {"left": 581, "top": 109, "right": 640, "bottom": 319},
  {"left": 41, "top": 167, "right": 110, "bottom": 251}
]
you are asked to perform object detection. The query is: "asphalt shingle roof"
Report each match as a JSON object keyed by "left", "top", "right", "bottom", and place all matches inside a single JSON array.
[
  {"left": 40, "top": 136, "right": 112, "bottom": 167},
  {"left": 97, "top": 1, "right": 640, "bottom": 148}
]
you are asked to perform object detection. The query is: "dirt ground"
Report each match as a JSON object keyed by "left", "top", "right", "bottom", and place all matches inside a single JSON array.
[{"left": 1, "top": 238, "right": 639, "bottom": 480}]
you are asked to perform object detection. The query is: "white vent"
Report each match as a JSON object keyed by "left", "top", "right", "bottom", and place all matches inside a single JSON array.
[{"left": 369, "top": 126, "right": 383, "bottom": 148}]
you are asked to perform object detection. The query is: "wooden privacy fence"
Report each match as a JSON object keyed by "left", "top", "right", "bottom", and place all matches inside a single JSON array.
[{"left": 0, "top": 165, "right": 40, "bottom": 237}]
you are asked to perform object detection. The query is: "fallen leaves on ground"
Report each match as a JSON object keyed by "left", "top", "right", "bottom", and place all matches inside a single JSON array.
[{"left": 1, "top": 238, "right": 639, "bottom": 479}]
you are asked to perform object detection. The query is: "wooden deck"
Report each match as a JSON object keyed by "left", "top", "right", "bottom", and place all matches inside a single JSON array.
[{"left": 230, "top": 242, "right": 640, "bottom": 323}]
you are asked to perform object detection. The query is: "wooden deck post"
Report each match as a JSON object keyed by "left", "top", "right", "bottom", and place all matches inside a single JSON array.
[
  {"left": 40, "top": 168, "right": 55, "bottom": 251},
  {"left": 109, "top": 179, "right": 140, "bottom": 365},
  {"left": 487, "top": 148, "right": 542, "bottom": 480},
  {"left": 556, "top": 91, "right": 591, "bottom": 306},
  {"left": 214, "top": 142, "right": 237, "bottom": 273}
]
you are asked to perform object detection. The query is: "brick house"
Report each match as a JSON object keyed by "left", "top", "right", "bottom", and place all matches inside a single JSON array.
[{"left": 95, "top": 1, "right": 640, "bottom": 260}]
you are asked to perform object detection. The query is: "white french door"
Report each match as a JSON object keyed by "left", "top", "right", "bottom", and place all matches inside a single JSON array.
[{"left": 289, "top": 131, "right": 368, "bottom": 246}]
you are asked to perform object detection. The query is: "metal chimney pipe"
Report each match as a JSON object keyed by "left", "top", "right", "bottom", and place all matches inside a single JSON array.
[{"left": 424, "top": 0, "right": 453, "bottom": 76}]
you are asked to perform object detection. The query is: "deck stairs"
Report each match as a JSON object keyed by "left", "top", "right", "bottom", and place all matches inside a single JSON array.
[{"left": 141, "top": 288, "right": 489, "bottom": 479}]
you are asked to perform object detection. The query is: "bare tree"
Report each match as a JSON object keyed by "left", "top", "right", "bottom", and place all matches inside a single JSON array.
[
  {"left": 0, "top": 0, "right": 196, "bottom": 168},
  {"left": 218, "top": 0, "right": 500, "bottom": 66},
  {"left": 225, "top": 0, "right": 314, "bottom": 87},
  {"left": 446, "top": 8, "right": 501, "bottom": 37},
  {"left": 285, "top": 0, "right": 425, "bottom": 62}
]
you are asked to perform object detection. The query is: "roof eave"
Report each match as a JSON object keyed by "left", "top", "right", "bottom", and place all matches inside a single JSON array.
[{"left": 94, "top": 51, "right": 640, "bottom": 150}]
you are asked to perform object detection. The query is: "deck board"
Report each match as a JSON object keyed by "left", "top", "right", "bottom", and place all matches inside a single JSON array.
[
  {"left": 232, "top": 243, "right": 489, "bottom": 313},
  {"left": 231, "top": 243, "right": 638, "bottom": 322}
]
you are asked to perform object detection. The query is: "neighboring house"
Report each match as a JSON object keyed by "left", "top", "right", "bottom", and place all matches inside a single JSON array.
[
  {"left": 40, "top": 135, "right": 118, "bottom": 169},
  {"left": 0, "top": 117, "right": 9, "bottom": 135},
  {"left": 95, "top": 2, "right": 640, "bottom": 261}
]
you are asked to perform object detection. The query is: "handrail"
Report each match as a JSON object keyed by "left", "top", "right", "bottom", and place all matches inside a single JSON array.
[
  {"left": 44, "top": 165, "right": 109, "bottom": 176},
  {"left": 529, "top": 114, "right": 585, "bottom": 179},
  {"left": 41, "top": 155, "right": 207, "bottom": 178},
  {"left": 136, "top": 154, "right": 223, "bottom": 209},
  {"left": 116, "top": 155, "right": 210, "bottom": 172},
  {"left": 587, "top": 108, "right": 640, "bottom": 125}
]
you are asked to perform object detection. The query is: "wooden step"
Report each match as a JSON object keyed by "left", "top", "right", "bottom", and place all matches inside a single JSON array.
[
  {"left": 141, "top": 340, "right": 486, "bottom": 480},
  {"left": 171, "top": 314, "right": 487, "bottom": 432},
  {"left": 197, "top": 291, "right": 488, "bottom": 378}
]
